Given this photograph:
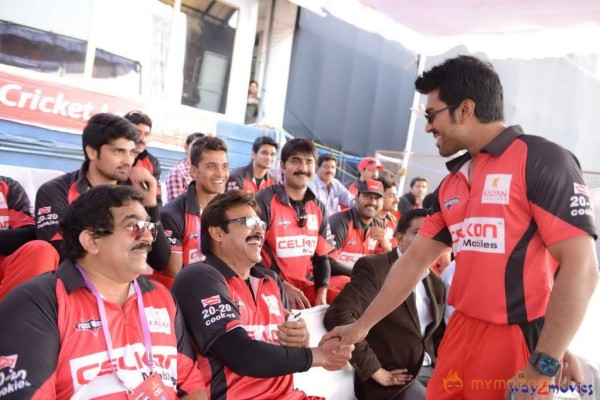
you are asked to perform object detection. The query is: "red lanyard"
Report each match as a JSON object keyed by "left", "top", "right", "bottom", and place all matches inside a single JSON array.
[{"left": 75, "top": 264, "right": 154, "bottom": 391}]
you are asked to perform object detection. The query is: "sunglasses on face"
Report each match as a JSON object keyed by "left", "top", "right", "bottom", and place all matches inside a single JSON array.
[
  {"left": 226, "top": 217, "right": 267, "bottom": 230},
  {"left": 125, "top": 221, "right": 158, "bottom": 242},
  {"left": 424, "top": 104, "right": 455, "bottom": 124}
]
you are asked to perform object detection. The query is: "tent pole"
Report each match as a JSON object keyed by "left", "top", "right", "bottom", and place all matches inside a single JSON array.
[{"left": 397, "top": 53, "right": 426, "bottom": 195}]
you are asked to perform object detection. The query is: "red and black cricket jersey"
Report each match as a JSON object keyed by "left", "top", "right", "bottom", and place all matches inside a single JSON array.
[
  {"left": 256, "top": 184, "right": 334, "bottom": 288},
  {"left": 328, "top": 207, "right": 386, "bottom": 268},
  {"left": 160, "top": 182, "right": 205, "bottom": 266},
  {"left": 0, "top": 261, "right": 205, "bottom": 399},
  {"left": 420, "top": 126, "right": 596, "bottom": 325},
  {"left": 0, "top": 176, "right": 34, "bottom": 231},
  {"left": 348, "top": 180, "right": 359, "bottom": 197},
  {"left": 226, "top": 163, "right": 276, "bottom": 194},
  {"left": 34, "top": 165, "right": 91, "bottom": 243},
  {"left": 133, "top": 150, "right": 162, "bottom": 202},
  {"left": 172, "top": 254, "right": 310, "bottom": 400},
  {"left": 379, "top": 212, "right": 399, "bottom": 248}
]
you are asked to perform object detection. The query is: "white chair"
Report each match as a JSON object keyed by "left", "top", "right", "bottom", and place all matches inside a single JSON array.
[
  {"left": 0, "top": 165, "right": 64, "bottom": 205},
  {"left": 292, "top": 305, "right": 356, "bottom": 400}
]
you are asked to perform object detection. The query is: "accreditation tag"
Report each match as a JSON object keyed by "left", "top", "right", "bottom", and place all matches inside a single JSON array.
[{"left": 128, "top": 374, "right": 174, "bottom": 400}]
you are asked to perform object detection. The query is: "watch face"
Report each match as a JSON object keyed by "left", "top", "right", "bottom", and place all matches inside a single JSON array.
[{"left": 538, "top": 355, "right": 559, "bottom": 375}]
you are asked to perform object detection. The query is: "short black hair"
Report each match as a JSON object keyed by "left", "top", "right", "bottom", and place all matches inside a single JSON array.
[
  {"left": 317, "top": 153, "right": 338, "bottom": 167},
  {"left": 60, "top": 185, "right": 144, "bottom": 261},
  {"left": 124, "top": 110, "right": 152, "bottom": 128},
  {"left": 410, "top": 177, "right": 427, "bottom": 187},
  {"left": 189, "top": 136, "right": 228, "bottom": 167},
  {"left": 82, "top": 113, "right": 138, "bottom": 161},
  {"left": 280, "top": 138, "right": 317, "bottom": 163},
  {"left": 396, "top": 208, "right": 428, "bottom": 235},
  {"left": 200, "top": 190, "right": 259, "bottom": 254},
  {"left": 415, "top": 55, "right": 504, "bottom": 124},
  {"left": 376, "top": 175, "right": 395, "bottom": 190},
  {"left": 252, "top": 136, "right": 278, "bottom": 153},
  {"left": 186, "top": 132, "right": 205, "bottom": 147}
]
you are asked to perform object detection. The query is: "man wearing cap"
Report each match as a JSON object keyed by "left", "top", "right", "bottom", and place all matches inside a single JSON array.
[
  {"left": 348, "top": 157, "right": 385, "bottom": 197},
  {"left": 328, "top": 179, "right": 391, "bottom": 276},
  {"left": 165, "top": 132, "right": 205, "bottom": 202}
]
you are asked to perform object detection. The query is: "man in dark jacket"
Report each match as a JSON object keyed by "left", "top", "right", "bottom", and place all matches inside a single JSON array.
[{"left": 324, "top": 209, "right": 445, "bottom": 400}]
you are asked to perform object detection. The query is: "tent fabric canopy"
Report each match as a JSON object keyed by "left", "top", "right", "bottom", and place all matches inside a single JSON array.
[{"left": 293, "top": 0, "right": 600, "bottom": 58}]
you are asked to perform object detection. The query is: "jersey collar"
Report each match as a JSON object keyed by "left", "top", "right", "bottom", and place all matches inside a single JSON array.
[
  {"left": 446, "top": 125, "right": 525, "bottom": 173},
  {"left": 57, "top": 260, "right": 156, "bottom": 295},
  {"left": 184, "top": 181, "right": 202, "bottom": 215},
  {"left": 204, "top": 253, "right": 268, "bottom": 281},
  {"left": 273, "top": 183, "right": 317, "bottom": 205}
]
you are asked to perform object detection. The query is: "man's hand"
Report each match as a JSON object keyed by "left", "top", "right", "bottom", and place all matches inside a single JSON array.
[
  {"left": 129, "top": 167, "right": 158, "bottom": 207},
  {"left": 311, "top": 336, "right": 354, "bottom": 371},
  {"left": 320, "top": 320, "right": 369, "bottom": 346},
  {"left": 371, "top": 368, "right": 412, "bottom": 387},
  {"left": 276, "top": 318, "right": 309, "bottom": 348},
  {"left": 314, "top": 287, "right": 327, "bottom": 306},
  {"left": 504, "top": 364, "right": 554, "bottom": 400},
  {"left": 370, "top": 226, "right": 392, "bottom": 251},
  {"left": 283, "top": 281, "right": 311, "bottom": 309},
  {"left": 561, "top": 350, "right": 583, "bottom": 385}
]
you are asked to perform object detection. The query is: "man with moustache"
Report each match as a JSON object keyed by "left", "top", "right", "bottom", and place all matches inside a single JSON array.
[
  {"left": 323, "top": 55, "right": 598, "bottom": 400},
  {"left": 0, "top": 185, "right": 207, "bottom": 399},
  {"left": 161, "top": 136, "right": 229, "bottom": 279},
  {"left": 226, "top": 136, "right": 278, "bottom": 194},
  {"left": 257, "top": 138, "right": 349, "bottom": 308},
  {"left": 35, "top": 113, "right": 170, "bottom": 271},
  {"left": 172, "top": 190, "right": 353, "bottom": 400},
  {"left": 328, "top": 179, "right": 391, "bottom": 277},
  {"left": 309, "top": 152, "right": 355, "bottom": 217}
]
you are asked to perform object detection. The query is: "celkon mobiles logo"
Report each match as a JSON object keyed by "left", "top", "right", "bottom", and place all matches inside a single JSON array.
[{"left": 449, "top": 217, "right": 505, "bottom": 254}]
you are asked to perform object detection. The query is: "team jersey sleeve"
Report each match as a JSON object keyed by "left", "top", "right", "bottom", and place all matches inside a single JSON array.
[
  {"left": 418, "top": 184, "right": 453, "bottom": 247},
  {"left": 524, "top": 137, "right": 597, "bottom": 245},
  {"left": 173, "top": 301, "right": 208, "bottom": 397},
  {"left": 34, "top": 179, "right": 68, "bottom": 250},
  {"left": 328, "top": 212, "right": 348, "bottom": 253},
  {"left": 160, "top": 203, "right": 185, "bottom": 253},
  {"left": 3, "top": 177, "right": 34, "bottom": 229},
  {"left": 0, "top": 274, "right": 60, "bottom": 399},
  {"left": 225, "top": 168, "right": 244, "bottom": 192},
  {"left": 171, "top": 264, "right": 242, "bottom": 357},
  {"left": 315, "top": 201, "right": 335, "bottom": 256}
]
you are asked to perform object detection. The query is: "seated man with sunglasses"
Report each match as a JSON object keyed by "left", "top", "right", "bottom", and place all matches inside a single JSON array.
[
  {"left": 0, "top": 185, "right": 207, "bottom": 399},
  {"left": 34, "top": 113, "right": 171, "bottom": 272},
  {"left": 172, "top": 190, "right": 353, "bottom": 400},
  {"left": 256, "top": 138, "right": 350, "bottom": 309}
]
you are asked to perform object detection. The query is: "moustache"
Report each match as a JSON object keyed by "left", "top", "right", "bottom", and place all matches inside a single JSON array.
[
  {"left": 293, "top": 172, "right": 311, "bottom": 177},
  {"left": 132, "top": 243, "right": 152, "bottom": 252},
  {"left": 246, "top": 234, "right": 264, "bottom": 243}
]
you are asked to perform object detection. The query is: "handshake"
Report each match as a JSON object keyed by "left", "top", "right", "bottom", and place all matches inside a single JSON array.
[{"left": 277, "top": 315, "right": 354, "bottom": 371}]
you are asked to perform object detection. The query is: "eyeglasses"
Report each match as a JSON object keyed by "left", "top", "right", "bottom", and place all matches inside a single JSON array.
[
  {"left": 125, "top": 221, "right": 157, "bottom": 242},
  {"left": 226, "top": 217, "right": 267, "bottom": 230},
  {"left": 424, "top": 105, "right": 455, "bottom": 124},
  {"left": 296, "top": 202, "right": 307, "bottom": 228}
]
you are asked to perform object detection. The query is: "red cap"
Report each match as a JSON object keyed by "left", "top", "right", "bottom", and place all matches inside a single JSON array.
[
  {"left": 358, "top": 157, "right": 384, "bottom": 171},
  {"left": 357, "top": 179, "right": 384, "bottom": 196}
]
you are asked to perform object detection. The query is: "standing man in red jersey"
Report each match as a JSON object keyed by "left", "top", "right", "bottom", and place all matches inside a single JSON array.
[{"left": 324, "top": 55, "right": 598, "bottom": 400}]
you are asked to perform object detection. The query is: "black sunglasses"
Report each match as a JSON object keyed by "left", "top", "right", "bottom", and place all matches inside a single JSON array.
[
  {"left": 424, "top": 105, "right": 455, "bottom": 124},
  {"left": 296, "top": 202, "right": 307, "bottom": 228}
]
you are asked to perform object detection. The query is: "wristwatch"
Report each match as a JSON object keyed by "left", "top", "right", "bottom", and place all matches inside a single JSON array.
[{"left": 528, "top": 351, "right": 560, "bottom": 376}]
